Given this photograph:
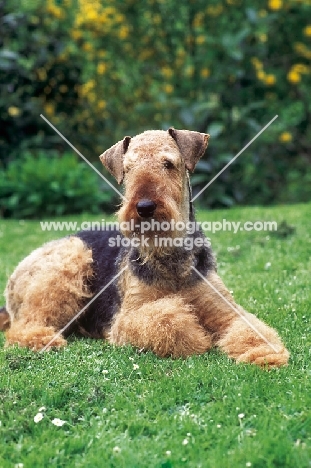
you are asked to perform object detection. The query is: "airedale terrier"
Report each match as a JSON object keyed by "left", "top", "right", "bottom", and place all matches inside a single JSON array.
[{"left": 1, "top": 128, "right": 289, "bottom": 366}]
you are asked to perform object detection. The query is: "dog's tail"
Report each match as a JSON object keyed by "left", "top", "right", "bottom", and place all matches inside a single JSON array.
[{"left": 0, "top": 306, "right": 10, "bottom": 331}]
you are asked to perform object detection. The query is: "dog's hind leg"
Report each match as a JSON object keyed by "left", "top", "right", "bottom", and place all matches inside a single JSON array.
[
  {"left": 5, "top": 320, "right": 68, "bottom": 350},
  {"left": 4, "top": 236, "right": 93, "bottom": 350},
  {"left": 0, "top": 307, "right": 10, "bottom": 331}
]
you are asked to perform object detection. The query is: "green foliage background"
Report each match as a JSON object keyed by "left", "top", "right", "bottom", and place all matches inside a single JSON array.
[
  {"left": 0, "top": 153, "right": 111, "bottom": 218},
  {"left": 1, "top": 0, "right": 311, "bottom": 216}
]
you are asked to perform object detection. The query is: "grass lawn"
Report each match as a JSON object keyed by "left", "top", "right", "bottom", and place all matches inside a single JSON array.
[{"left": 0, "top": 203, "right": 310, "bottom": 468}]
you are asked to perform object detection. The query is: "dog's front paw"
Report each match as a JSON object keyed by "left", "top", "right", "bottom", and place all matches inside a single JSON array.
[
  {"left": 217, "top": 314, "right": 289, "bottom": 368},
  {"left": 236, "top": 344, "right": 290, "bottom": 367}
]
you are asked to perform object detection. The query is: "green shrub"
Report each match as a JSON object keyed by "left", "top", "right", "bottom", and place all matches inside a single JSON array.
[
  {"left": 0, "top": 0, "right": 84, "bottom": 166},
  {"left": 1, "top": 0, "right": 311, "bottom": 209},
  {"left": 0, "top": 152, "right": 115, "bottom": 218}
]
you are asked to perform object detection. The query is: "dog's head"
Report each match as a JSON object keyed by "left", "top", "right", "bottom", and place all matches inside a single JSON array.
[{"left": 100, "top": 128, "right": 209, "bottom": 239}]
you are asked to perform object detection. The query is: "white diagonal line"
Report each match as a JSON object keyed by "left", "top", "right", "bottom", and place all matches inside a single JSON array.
[
  {"left": 40, "top": 114, "right": 126, "bottom": 201},
  {"left": 191, "top": 266, "right": 279, "bottom": 353},
  {"left": 39, "top": 265, "right": 128, "bottom": 352},
  {"left": 191, "top": 115, "right": 278, "bottom": 202}
]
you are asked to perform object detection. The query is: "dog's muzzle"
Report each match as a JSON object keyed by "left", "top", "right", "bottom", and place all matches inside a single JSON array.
[{"left": 136, "top": 199, "right": 157, "bottom": 218}]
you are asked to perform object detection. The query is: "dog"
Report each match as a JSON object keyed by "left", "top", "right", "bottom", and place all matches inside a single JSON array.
[{"left": 1, "top": 128, "right": 289, "bottom": 366}]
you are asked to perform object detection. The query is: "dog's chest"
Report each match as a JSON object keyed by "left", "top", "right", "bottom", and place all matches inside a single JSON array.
[{"left": 122, "top": 244, "right": 215, "bottom": 293}]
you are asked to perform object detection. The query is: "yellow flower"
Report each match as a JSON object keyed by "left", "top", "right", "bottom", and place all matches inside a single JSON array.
[
  {"left": 193, "top": 12, "right": 204, "bottom": 27},
  {"left": 119, "top": 26, "right": 129, "bottom": 39},
  {"left": 82, "top": 42, "right": 92, "bottom": 52},
  {"left": 79, "top": 80, "right": 95, "bottom": 97},
  {"left": 97, "top": 63, "right": 107, "bottom": 75},
  {"left": 88, "top": 92, "right": 96, "bottom": 103},
  {"left": 164, "top": 84, "right": 174, "bottom": 94},
  {"left": 256, "top": 70, "right": 266, "bottom": 81},
  {"left": 259, "top": 33, "right": 267, "bottom": 42},
  {"left": 292, "top": 63, "right": 309, "bottom": 73},
  {"left": 268, "top": 0, "right": 282, "bottom": 10},
  {"left": 287, "top": 70, "right": 301, "bottom": 84},
  {"left": 71, "top": 30, "right": 81, "bottom": 40},
  {"left": 196, "top": 35, "right": 205, "bottom": 45},
  {"left": 139, "top": 49, "right": 153, "bottom": 60},
  {"left": 177, "top": 48, "right": 186, "bottom": 58},
  {"left": 115, "top": 13, "right": 125, "bottom": 23},
  {"left": 98, "top": 100, "right": 106, "bottom": 110},
  {"left": 97, "top": 12, "right": 108, "bottom": 25},
  {"left": 58, "top": 51, "right": 68, "bottom": 62},
  {"left": 161, "top": 67, "right": 173, "bottom": 79},
  {"left": 104, "top": 6, "right": 117, "bottom": 16},
  {"left": 37, "top": 68, "right": 47, "bottom": 81},
  {"left": 75, "top": 13, "right": 84, "bottom": 27},
  {"left": 8, "top": 106, "right": 21, "bottom": 117},
  {"left": 265, "top": 74, "right": 276, "bottom": 85},
  {"left": 294, "top": 42, "right": 304, "bottom": 53},
  {"left": 200, "top": 68, "right": 210, "bottom": 78},
  {"left": 185, "top": 65, "right": 194, "bottom": 77},
  {"left": 279, "top": 132, "right": 292, "bottom": 143},
  {"left": 44, "top": 103, "right": 54, "bottom": 115},
  {"left": 206, "top": 5, "right": 223, "bottom": 16},
  {"left": 294, "top": 42, "right": 311, "bottom": 59},
  {"left": 303, "top": 25, "right": 311, "bottom": 36},
  {"left": 251, "top": 57, "right": 263, "bottom": 69},
  {"left": 47, "top": 5, "right": 64, "bottom": 19},
  {"left": 85, "top": 9, "right": 97, "bottom": 21}
]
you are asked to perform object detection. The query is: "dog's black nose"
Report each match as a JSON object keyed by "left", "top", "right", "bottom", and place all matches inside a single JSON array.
[{"left": 136, "top": 199, "right": 157, "bottom": 218}]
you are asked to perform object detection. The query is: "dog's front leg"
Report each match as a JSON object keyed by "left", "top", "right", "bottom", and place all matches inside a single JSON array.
[
  {"left": 187, "top": 272, "right": 290, "bottom": 367},
  {"left": 109, "top": 295, "right": 212, "bottom": 358}
]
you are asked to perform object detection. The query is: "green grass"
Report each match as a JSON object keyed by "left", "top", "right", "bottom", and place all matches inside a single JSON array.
[{"left": 0, "top": 204, "right": 310, "bottom": 468}]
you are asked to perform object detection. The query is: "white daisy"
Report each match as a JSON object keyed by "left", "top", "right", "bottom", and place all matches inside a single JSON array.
[
  {"left": 34, "top": 412, "right": 44, "bottom": 423},
  {"left": 51, "top": 418, "right": 66, "bottom": 427}
]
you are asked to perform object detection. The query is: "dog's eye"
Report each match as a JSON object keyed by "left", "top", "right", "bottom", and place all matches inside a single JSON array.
[{"left": 163, "top": 160, "right": 174, "bottom": 169}]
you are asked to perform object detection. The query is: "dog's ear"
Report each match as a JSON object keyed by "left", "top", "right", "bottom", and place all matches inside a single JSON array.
[
  {"left": 99, "top": 136, "right": 131, "bottom": 184},
  {"left": 168, "top": 128, "right": 210, "bottom": 172}
]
